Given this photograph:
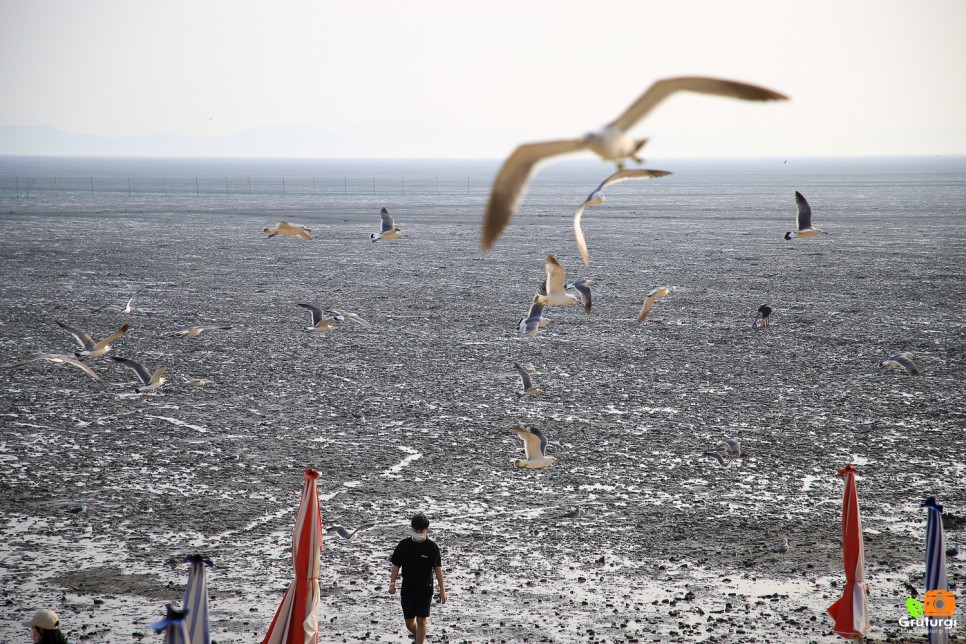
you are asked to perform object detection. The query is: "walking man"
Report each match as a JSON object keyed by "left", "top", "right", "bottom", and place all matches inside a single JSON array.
[{"left": 389, "top": 513, "right": 447, "bottom": 643}]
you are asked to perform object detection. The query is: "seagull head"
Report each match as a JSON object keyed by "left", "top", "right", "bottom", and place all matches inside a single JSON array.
[
  {"left": 587, "top": 191, "right": 605, "bottom": 208},
  {"left": 784, "top": 231, "right": 796, "bottom": 240}
]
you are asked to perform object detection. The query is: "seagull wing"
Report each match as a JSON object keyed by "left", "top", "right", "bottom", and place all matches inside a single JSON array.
[
  {"left": 54, "top": 355, "right": 106, "bottom": 382},
  {"left": 795, "top": 191, "right": 812, "bottom": 231},
  {"left": 482, "top": 139, "right": 588, "bottom": 251},
  {"left": 609, "top": 76, "right": 789, "bottom": 133},
  {"left": 512, "top": 424, "right": 545, "bottom": 460},
  {"left": 343, "top": 313, "right": 374, "bottom": 330},
  {"left": 636, "top": 292, "right": 658, "bottom": 324},
  {"left": 296, "top": 229, "right": 314, "bottom": 241},
  {"left": 326, "top": 525, "right": 351, "bottom": 539},
  {"left": 893, "top": 354, "right": 920, "bottom": 375},
  {"left": 110, "top": 356, "right": 153, "bottom": 385},
  {"left": 545, "top": 253, "right": 567, "bottom": 295},
  {"left": 56, "top": 321, "right": 96, "bottom": 351},
  {"left": 93, "top": 323, "right": 130, "bottom": 351},
  {"left": 597, "top": 168, "right": 673, "bottom": 192},
  {"left": 298, "top": 303, "right": 324, "bottom": 326},
  {"left": 514, "top": 363, "right": 536, "bottom": 391},
  {"left": 575, "top": 169, "right": 672, "bottom": 266},
  {"left": 569, "top": 280, "right": 593, "bottom": 314},
  {"left": 149, "top": 366, "right": 167, "bottom": 386},
  {"left": 380, "top": 208, "right": 395, "bottom": 233}
]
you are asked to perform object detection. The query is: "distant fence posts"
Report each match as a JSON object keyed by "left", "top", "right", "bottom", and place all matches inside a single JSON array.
[{"left": 2, "top": 173, "right": 484, "bottom": 198}]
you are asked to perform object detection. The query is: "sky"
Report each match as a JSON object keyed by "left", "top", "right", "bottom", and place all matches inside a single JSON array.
[{"left": 1, "top": 0, "right": 965, "bottom": 158}]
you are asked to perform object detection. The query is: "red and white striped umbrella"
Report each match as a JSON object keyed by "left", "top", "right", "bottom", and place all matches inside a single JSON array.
[
  {"left": 263, "top": 469, "right": 323, "bottom": 644},
  {"left": 827, "top": 463, "right": 871, "bottom": 639}
]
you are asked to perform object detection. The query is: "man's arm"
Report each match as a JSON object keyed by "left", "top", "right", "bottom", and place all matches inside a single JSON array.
[
  {"left": 389, "top": 564, "right": 400, "bottom": 594},
  {"left": 435, "top": 566, "right": 446, "bottom": 604}
]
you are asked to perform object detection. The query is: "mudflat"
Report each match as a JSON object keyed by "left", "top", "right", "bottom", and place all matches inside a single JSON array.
[{"left": 1, "top": 178, "right": 964, "bottom": 642}]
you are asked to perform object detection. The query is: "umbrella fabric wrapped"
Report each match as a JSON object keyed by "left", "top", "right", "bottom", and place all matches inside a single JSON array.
[
  {"left": 182, "top": 555, "right": 214, "bottom": 644},
  {"left": 921, "top": 497, "right": 951, "bottom": 644},
  {"left": 150, "top": 604, "right": 190, "bottom": 644},
  {"left": 263, "top": 468, "right": 323, "bottom": 644},
  {"left": 827, "top": 463, "right": 871, "bottom": 639}
]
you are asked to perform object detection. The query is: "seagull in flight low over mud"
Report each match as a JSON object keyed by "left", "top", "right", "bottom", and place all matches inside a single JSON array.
[
  {"left": 573, "top": 168, "right": 672, "bottom": 266},
  {"left": 56, "top": 321, "right": 129, "bottom": 360},
  {"left": 785, "top": 191, "right": 828, "bottom": 240},
  {"left": 175, "top": 325, "right": 232, "bottom": 338},
  {"left": 879, "top": 352, "right": 920, "bottom": 376},
  {"left": 111, "top": 356, "right": 167, "bottom": 394},
  {"left": 537, "top": 254, "right": 593, "bottom": 314},
  {"left": 519, "top": 295, "right": 550, "bottom": 339},
  {"left": 513, "top": 362, "right": 542, "bottom": 396},
  {"left": 324, "top": 309, "right": 374, "bottom": 330},
  {"left": 512, "top": 424, "right": 559, "bottom": 469},
  {"left": 636, "top": 286, "right": 704, "bottom": 324},
  {"left": 263, "top": 221, "right": 314, "bottom": 240},
  {"left": 298, "top": 304, "right": 336, "bottom": 333},
  {"left": 481, "top": 76, "right": 788, "bottom": 251},
  {"left": 370, "top": 208, "right": 405, "bottom": 242},
  {"left": 326, "top": 523, "right": 376, "bottom": 540},
  {"left": 4, "top": 353, "right": 106, "bottom": 382}
]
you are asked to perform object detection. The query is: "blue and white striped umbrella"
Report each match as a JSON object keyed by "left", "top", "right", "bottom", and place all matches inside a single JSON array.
[
  {"left": 182, "top": 555, "right": 214, "bottom": 644},
  {"left": 150, "top": 604, "right": 190, "bottom": 644},
  {"left": 921, "top": 497, "right": 951, "bottom": 644}
]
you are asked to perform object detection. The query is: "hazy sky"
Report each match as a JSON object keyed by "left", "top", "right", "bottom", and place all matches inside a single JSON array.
[{"left": 2, "top": 0, "right": 965, "bottom": 157}]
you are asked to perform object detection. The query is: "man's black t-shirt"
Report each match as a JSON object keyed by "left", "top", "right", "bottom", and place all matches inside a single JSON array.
[{"left": 390, "top": 537, "right": 441, "bottom": 591}]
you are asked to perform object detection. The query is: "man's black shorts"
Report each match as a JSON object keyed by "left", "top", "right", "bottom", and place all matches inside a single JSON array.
[{"left": 400, "top": 587, "right": 433, "bottom": 618}]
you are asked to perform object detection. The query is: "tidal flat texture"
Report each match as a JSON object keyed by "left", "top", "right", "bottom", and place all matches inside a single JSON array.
[{"left": 1, "top": 157, "right": 965, "bottom": 643}]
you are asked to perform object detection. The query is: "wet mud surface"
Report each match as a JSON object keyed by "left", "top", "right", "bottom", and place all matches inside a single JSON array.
[{"left": 1, "top": 178, "right": 965, "bottom": 643}]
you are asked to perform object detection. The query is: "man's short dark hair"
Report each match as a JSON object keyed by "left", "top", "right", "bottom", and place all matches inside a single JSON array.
[{"left": 411, "top": 513, "right": 430, "bottom": 531}]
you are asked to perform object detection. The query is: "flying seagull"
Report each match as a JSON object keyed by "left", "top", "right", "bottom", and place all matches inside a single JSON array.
[
  {"left": 785, "top": 191, "right": 828, "bottom": 240},
  {"left": 512, "top": 424, "right": 559, "bottom": 469},
  {"left": 4, "top": 353, "right": 106, "bottom": 382},
  {"left": 637, "top": 287, "right": 671, "bottom": 324},
  {"left": 708, "top": 452, "right": 735, "bottom": 468},
  {"left": 636, "top": 286, "right": 704, "bottom": 324},
  {"left": 111, "top": 356, "right": 167, "bottom": 394},
  {"left": 56, "top": 321, "right": 129, "bottom": 360},
  {"left": 573, "top": 168, "right": 672, "bottom": 266},
  {"left": 326, "top": 523, "right": 376, "bottom": 540},
  {"left": 370, "top": 207, "right": 405, "bottom": 242},
  {"left": 879, "top": 352, "right": 920, "bottom": 376},
  {"left": 263, "top": 221, "right": 314, "bottom": 240},
  {"left": 537, "top": 254, "right": 592, "bottom": 313},
  {"left": 175, "top": 325, "right": 232, "bottom": 338},
  {"left": 513, "top": 362, "right": 541, "bottom": 396},
  {"left": 481, "top": 76, "right": 788, "bottom": 251},
  {"left": 324, "top": 309, "right": 374, "bottom": 330},
  {"left": 752, "top": 304, "right": 773, "bottom": 329},
  {"left": 519, "top": 295, "right": 549, "bottom": 339},
  {"left": 298, "top": 303, "right": 337, "bottom": 333}
]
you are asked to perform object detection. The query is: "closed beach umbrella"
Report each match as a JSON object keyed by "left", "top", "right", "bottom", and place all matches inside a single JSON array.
[
  {"left": 263, "top": 469, "right": 323, "bottom": 644},
  {"left": 150, "top": 604, "right": 190, "bottom": 644},
  {"left": 827, "top": 463, "right": 871, "bottom": 639},
  {"left": 921, "top": 497, "right": 951, "bottom": 644},
  {"left": 182, "top": 555, "right": 214, "bottom": 644}
]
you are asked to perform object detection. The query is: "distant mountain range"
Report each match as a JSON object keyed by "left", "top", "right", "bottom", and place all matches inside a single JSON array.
[{"left": 0, "top": 122, "right": 510, "bottom": 158}]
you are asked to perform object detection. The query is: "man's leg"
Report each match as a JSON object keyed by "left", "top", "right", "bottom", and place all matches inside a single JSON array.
[
  {"left": 405, "top": 617, "right": 417, "bottom": 635},
  {"left": 414, "top": 616, "right": 428, "bottom": 644}
]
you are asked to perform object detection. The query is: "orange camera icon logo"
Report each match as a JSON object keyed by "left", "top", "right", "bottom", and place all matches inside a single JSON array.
[{"left": 923, "top": 589, "right": 956, "bottom": 617}]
